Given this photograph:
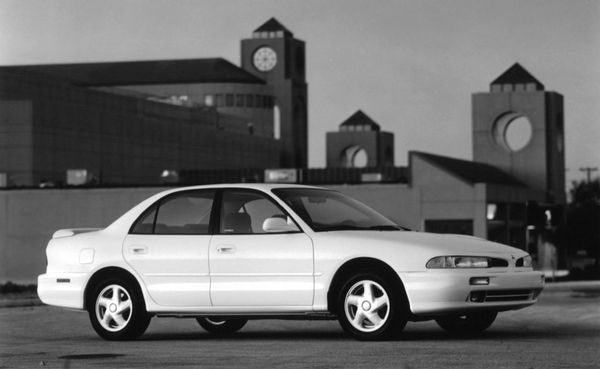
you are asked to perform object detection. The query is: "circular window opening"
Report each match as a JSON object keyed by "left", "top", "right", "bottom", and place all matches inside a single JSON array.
[
  {"left": 342, "top": 146, "right": 369, "bottom": 168},
  {"left": 493, "top": 113, "right": 533, "bottom": 152}
]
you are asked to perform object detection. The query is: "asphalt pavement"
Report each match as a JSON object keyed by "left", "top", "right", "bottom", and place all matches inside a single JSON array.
[{"left": 1, "top": 282, "right": 599, "bottom": 369}]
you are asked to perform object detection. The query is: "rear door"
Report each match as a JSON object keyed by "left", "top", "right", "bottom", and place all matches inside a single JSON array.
[{"left": 123, "top": 189, "right": 215, "bottom": 307}]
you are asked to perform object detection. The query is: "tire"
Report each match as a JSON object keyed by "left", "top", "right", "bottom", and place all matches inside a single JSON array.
[
  {"left": 435, "top": 311, "right": 497, "bottom": 334},
  {"left": 88, "top": 278, "right": 151, "bottom": 340},
  {"left": 337, "top": 273, "right": 407, "bottom": 341},
  {"left": 196, "top": 317, "right": 247, "bottom": 335}
]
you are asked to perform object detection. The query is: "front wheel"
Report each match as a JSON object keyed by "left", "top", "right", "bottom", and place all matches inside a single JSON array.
[
  {"left": 337, "top": 273, "right": 407, "bottom": 341},
  {"left": 435, "top": 311, "right": 497, "bottom": 334},
  {"left": 196, "top": 317, "right": 247, "bottom": 335},
  {"left": 88, "top": 279, "right": 150, "bottom": 340}
]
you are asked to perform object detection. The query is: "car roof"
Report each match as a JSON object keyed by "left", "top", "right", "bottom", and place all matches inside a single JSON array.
[{"left": 166, "top": 183, "right": 327, "bottom": 192}]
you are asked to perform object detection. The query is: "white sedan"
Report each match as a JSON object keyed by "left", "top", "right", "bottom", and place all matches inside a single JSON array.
[{"left": 38, "top": 184, "right": 544, "bottom": 340}]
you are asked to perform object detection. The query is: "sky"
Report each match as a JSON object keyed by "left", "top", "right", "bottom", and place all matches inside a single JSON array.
[{"left": 1, "top": 0, "right": 599, "bottom": 186}]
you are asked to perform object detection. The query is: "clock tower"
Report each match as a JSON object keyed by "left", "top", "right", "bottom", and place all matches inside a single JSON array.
[{"left": 241, "top": 18, "right": 308, "bottom": 168}]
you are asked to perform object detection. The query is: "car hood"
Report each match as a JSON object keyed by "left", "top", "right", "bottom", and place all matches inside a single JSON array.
[{"left": 315, "top": 230, "right": 526, "bottom": 257}]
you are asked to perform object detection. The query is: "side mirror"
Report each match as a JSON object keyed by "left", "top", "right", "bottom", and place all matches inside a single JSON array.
[{"left": 262, "top": 217, "right": 299, "bottom": 233}]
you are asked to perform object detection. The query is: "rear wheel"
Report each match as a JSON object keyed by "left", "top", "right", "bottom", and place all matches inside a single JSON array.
[
  {"left": 435, "top": 311, "right": 497, "bottom": 334},
  {"left": 88, "top": 278, "right": 150, "bottom": 340},
  {"left": 196, "top": 317, "right": 247, "bottom": 335},
  {"left": 337, "top": 273, "right": 407, "bottom": 340}
]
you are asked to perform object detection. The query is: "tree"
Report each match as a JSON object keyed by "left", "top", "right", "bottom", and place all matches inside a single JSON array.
[{"left": 566, "top": 179, "right": 600, "bottom": 267}]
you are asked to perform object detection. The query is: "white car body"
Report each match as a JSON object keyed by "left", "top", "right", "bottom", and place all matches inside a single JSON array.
[{"left": 38, "top": 184, "right": 544, "bottom": 340}]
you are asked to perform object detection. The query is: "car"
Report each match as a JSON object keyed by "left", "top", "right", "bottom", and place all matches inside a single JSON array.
[{"left": 38, "top": 184, "right": 544, "bottom": 340}]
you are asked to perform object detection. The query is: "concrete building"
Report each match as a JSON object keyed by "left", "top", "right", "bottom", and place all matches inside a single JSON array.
[
  {"left": 473, "top": 63, "right": 565, "bottom": 203},
  {"left": 322, "top": 63, "right": 565, "bottom": 254},
  {"left": 326, "top": 110, "right": 394, "bottom": 168},
  {"left": 0, "top": 18, "right": 307, "bottom": 186}
]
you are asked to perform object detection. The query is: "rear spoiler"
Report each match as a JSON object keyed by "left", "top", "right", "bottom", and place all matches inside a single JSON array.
[{"left": 52, "top": 228, "right": 103, "bottom": 239}]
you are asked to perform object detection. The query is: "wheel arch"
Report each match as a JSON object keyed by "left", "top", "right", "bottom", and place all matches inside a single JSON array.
[
  {"left": 83, "top": 266, "right": 145, "bottom": 311},
  {"left": 326, "top": 257, "right": 409, "bottom": 315}
]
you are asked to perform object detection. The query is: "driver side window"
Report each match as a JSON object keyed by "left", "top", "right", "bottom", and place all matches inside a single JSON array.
[{"left": 220, "top": 190, "right": 297, "bottom": 234}]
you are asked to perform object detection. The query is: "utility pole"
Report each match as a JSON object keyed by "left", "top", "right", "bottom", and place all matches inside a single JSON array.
[{"left": 580, "top": 167, "right": 598, "bottom": 184}]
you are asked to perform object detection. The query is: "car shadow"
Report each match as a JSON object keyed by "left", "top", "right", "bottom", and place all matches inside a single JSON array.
[
  {"left": 140, "top": 329, "right": 348, "bottom": 341},
  {"left": 137, "top": 326, "right": 596, "bottom": 342}
]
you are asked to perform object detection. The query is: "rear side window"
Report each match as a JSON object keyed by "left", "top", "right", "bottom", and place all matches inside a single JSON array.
[{"left": 130, "top": 190, "right": 215, "bottom": 235}]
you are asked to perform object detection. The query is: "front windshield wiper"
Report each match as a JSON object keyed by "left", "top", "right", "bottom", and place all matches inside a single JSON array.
[
  {"left": 368, "top": 225, "right": 404, "bottom": 231},
  {"left": 319, "top": 225, "right": 365, "bottom": 231},
  {"left": 317, "top": 224, "right": 404, "bottom": 232}
]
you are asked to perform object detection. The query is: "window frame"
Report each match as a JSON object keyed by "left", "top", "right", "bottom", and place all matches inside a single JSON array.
[
  {"left": 129, "top": 188, "right": 302, "bottom": 236},
  {"left": 129, "top": 189, "right": 218, "bottom": 235}
]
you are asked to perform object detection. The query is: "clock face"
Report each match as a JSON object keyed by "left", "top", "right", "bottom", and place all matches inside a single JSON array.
[{"left": 253, "top": 47, "right": 277, "bottom": 72}]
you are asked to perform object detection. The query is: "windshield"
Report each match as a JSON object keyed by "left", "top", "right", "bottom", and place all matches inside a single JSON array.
[{"left": 272, "top": 188, "right": 403, "bottom": 232}]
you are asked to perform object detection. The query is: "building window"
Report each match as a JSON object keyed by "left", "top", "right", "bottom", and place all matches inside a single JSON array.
[
  {"left": 276, "top": 31, "right": 284, "bottom": 38},
  {"left": 204, "top": 94, "right": 214, "bottom": 106},
  {"left": 246, "top": 94, "right": 254, "bottom": 108},
  {"left": 225, "top": 94, "right": 234, "bottom": 107},
  {"left": 255, "top": 95, "right": 262, "bottom": 108},
  {"left": 236, "top": 94, "right": 244, "bottom": 107},
  {"left": 273, "top": 104, "right": 281, "bottom": 139},
  {"left": 215, "top": 94, "right": 224, "bottom": 107}
]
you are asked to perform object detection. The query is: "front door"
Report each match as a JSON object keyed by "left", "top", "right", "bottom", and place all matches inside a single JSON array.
[
  {"left": 209, "top": 189, "right": 314, "bottom": 307},
  {"left": 123, "top": 189, "right": 216, "bottom": 307}
]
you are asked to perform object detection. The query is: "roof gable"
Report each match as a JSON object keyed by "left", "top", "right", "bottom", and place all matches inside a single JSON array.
[
  {"left": 340, "top": 110, "right": 380, "bottom": 131},
  {"left": 490, "top": 63, "right": 544, "bottom": 90},
  {"left": 254, "top": 18, "right": 293, "bottom": 37}
]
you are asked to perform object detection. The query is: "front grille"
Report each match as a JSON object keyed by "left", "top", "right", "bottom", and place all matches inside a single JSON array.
[{"left": 468, "top": 289, "right": 542, "bottom": 303}]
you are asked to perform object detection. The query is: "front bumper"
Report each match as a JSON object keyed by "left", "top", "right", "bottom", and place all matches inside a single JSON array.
[
  {"left": 398, "top": 269, "right": 545, "bottom": 316},
  {"left": 37, "top": 273, "right": 87, "bottom": 309}
]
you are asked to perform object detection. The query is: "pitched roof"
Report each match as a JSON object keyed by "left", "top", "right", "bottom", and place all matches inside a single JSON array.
[
  {"left": 490, "top": 63, "right": 544, "bottom": 90},
  {"left": 254, "top": 18, "right": 293, "bottom": 37},
  {"left": 340, "top": 110, "right": 380, "bottom": 131},
  {"left": 0, "top": 58, "right": 265, "bottom": 86},
  {"left": 411, "top": 151, "right": 526, "bottom": 187}
]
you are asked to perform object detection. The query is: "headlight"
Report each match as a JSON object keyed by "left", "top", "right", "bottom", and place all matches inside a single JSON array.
[
  {"left": 426, "top": 256, "right": 490, "bottom": 269},
  {"left": 516, "top": 255, "right": 533, "bottom": 267}
]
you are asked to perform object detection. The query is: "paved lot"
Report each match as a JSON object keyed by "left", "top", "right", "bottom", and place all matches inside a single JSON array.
[{"left": 1, "top": 287, "right": 599, "bottom": 369}]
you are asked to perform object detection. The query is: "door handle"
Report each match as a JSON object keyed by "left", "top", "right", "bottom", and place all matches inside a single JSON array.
[
  {"left": 216, "top": 245, "right": 236, "bottom": 254},
  {"left": 128, "top": 245, "right": 148, "bottom": 254}
]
